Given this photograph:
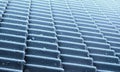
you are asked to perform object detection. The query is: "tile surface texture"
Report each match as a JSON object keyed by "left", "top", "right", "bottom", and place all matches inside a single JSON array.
[{"left": 0, "top": 0, "right": 120, "bottom": 72}]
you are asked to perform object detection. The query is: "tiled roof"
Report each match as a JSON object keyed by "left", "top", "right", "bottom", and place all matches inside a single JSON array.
[{"left": 0, "top": 0, "right": 120, "bottom": 72}]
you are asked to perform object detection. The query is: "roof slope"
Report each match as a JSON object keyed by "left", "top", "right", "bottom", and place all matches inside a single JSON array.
[{"left": 0, "top": 0, "right": 120, "bottom": 72}]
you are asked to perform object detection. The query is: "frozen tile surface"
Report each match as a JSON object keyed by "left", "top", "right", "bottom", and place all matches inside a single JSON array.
[{"left": 0, "top": 0, "right": 120, "bottom": 72}]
